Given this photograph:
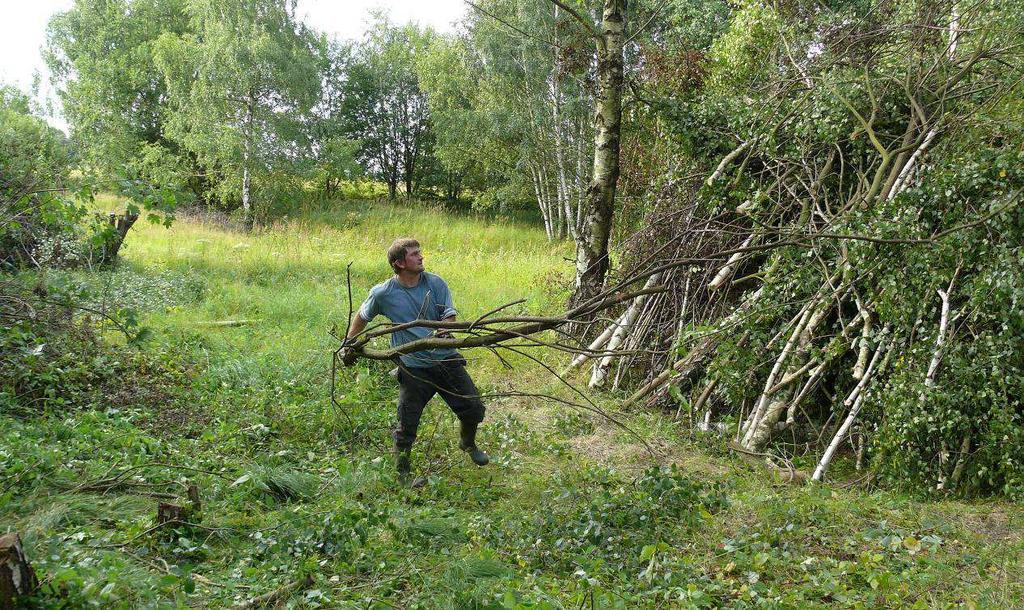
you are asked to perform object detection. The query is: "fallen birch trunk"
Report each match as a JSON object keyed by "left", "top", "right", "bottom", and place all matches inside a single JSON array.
[
  {"left": 565, "top": 311, "right": 625, "bottom": 372},
  {"left": 812, "top": 329, "right": 890, "bottom": 481},
  {"left": 627, "top": 287, "right": 763, "bottom": 406}
]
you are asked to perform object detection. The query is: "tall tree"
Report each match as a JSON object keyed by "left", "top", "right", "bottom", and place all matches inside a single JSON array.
[
  {"left": 415, "top": 36, "right": 478, "bottom": 203},
  {"left": 307, "top": 39, "right": 362, "bottom": 198},
  {"left": 45, "top": 0, "right": 192, "bottom": 193},
  {"left": 153, "top": 0, "right": 321, "bottom": 228},
  {"left": 341, "top": 16, "right": 434, "bottom": 200},
  {"left": 550, "top": 0, "right": 628, "bottom": 302},
  {"left": 426, "top": 0, "right": 593, "bottom": 232}
]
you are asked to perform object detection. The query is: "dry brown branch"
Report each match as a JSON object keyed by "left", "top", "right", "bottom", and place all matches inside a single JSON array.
[{"left": 343, "top": 285, "right": 666, "bottom": 362}]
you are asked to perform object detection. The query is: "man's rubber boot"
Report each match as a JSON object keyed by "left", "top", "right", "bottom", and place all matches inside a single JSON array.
[
  {"left": 459, "top": 421, "right": 490, "bottom": 466},
  {"left": 395, "top": 447, "right": 425, "bottom": 488}
]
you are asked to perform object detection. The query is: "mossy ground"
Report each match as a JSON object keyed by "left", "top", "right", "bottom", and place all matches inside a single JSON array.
[{"left": 2, "top": 199, "right": 1021, "bottom": 608}]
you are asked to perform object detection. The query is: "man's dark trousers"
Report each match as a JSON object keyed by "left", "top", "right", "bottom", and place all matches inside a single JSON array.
[{"left": 394, "top": 358, "right": 486, "bottom": 449}]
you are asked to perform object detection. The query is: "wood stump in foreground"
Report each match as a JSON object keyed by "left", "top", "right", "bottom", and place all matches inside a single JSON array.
[
  {"left": 156, "top": 503, "right": 189, "bottom": 526},
  {"left": 0, "top": 533, "right": 38, "bottom": 610}
]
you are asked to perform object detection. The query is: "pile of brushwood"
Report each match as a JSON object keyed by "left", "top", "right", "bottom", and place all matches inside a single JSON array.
[{"left": 576, "top": 0, "right": 1024, "bottom": 498}]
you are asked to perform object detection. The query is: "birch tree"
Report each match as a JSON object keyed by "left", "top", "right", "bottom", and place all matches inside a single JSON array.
[
  {"left": 153, "top": 0, "right": 321, "bottom": 229},
  {"left": 548, "top": 0, "right": 627, "bottom": 300},
  {"left": 431, "top": 0, "right": 593, "bottom": 234}
]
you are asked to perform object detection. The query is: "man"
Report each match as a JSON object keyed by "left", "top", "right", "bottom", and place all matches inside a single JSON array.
[{"left": 343, "top": 238, "right": 489, "bottom": 487}]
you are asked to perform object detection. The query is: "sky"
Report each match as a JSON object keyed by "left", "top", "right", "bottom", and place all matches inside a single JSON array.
[{"left": 0, "top": 0, "right": 467, "bottom": 130}]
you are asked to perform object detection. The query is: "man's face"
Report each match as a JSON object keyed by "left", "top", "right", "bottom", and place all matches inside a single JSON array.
[{"left": 398, "top": 247, "right": 425, "bottom": 273}]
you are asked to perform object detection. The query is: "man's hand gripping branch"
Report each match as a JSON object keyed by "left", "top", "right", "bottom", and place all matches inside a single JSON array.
[
  {"left": 342, "top": 314, "right": 456, "bottom": 367},
  {"left": 341, "top": 313, "right": 368, "bottom": 367}
]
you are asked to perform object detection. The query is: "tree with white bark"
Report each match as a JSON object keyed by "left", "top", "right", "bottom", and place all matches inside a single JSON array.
[{"left": 153, "top": 0, "right": 322, "bottom": 229}]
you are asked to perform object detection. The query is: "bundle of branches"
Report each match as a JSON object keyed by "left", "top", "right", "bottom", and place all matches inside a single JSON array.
[
  {"left": 336, "top": 274, "right": 665, "bottom": 364},
  {"left": 598, "top": 0, "right": 1024, "bottom": 496},
  {"left": 331, "top": 267, "right": 667, "bottom": 452},
  {"left": 567, "top": 180, "right": 755, "bottom": 393}
]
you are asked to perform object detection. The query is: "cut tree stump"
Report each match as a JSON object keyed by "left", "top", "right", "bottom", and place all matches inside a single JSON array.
[
  {"left": 156, "top": 503, "right": 189, "bottom": 526},
  {"left": 95, "top": 211, "right": 139, "bottom": 266},
  {"left": 0, "top": 533, "right": 38, "bottom": 610},
  {"left": 187, "top": 484, "right": 201, "bottom": 514}
]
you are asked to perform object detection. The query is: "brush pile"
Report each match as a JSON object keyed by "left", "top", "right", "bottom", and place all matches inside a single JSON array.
[{"left": 582, "top": 0, "right": 1024, "bottom": 496}]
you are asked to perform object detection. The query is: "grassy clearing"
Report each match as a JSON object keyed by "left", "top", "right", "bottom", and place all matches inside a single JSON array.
[
  {"left": 114, "top": 195, "right": 571, "bottom": 386},
  {"left": 2, "top": 199, "right": 1022, "bottom": 608}
]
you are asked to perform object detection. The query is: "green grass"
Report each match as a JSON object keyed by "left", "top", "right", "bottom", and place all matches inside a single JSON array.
[
  {"left": 1, "top": 198, "right": 1022, "bottom": 608},
  {"left": 117, "top": 195, "right": 572, "bottom": 388}
]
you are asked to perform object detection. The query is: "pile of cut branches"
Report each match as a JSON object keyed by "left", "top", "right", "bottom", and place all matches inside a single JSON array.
[{"left": 582, "top": 0, "right": 1024, "bottom": 496}]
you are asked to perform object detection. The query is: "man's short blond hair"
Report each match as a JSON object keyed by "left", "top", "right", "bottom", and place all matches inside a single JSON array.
[{"left": 387, "top": 238, "right": 420, "bottom": 273}]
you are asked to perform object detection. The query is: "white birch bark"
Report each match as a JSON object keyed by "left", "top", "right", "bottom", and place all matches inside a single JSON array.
[
  {"left": 708, "top": 235, "right": 754, "bottom": 291},
  {"left": 573, "top": 0, "right": 626, "bottom": 301},
  {"left": 565, "top": 310, "right": 625, "bottom": 372},
  {"left": 741, "top": 297, "right": 819, "bottom": 446},
  {"left": 707, "top": 140, "right": 752, "bottom": 186},
  {"left": 530, "top": 164, "right": 553, "bottom": 241},
  {"left": 929, "top": 283, "right": 954, "bottom": 490},
  {"left": 812, "top": 333, "right": 889, "bottom": 481},
  {"left": 590, "top": 273, "right": 662, "bottom": 388},
  {"left": 241, "top": 93, "right": 255, "bottom": 230},
  {"left": 887, "top": 8, "right": 958, "bottom": 201}
]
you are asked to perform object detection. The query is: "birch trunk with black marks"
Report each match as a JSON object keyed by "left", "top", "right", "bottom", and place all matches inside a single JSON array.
[
  {"left": 241, "top": 90, "right": 255, "bottom": 231},
  {"left": 573, "top": 0, "right": 626, "bottom": 304},
  {"left": 530, "top": 164, "right": 554, "bottom": 240},
  {"left": 813, "top": 330, "right": 891, "bottom": 481},
  {"left": 550, "top": 68, "right": 575, "bottom": 242}
]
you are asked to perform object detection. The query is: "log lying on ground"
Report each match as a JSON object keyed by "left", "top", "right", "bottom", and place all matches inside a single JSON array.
[
  {"left": 195, "top": 319, "right": 261, "bottom": 328},
  {"left": 0, "top": 533, "right": 37, "bottom": 610}
]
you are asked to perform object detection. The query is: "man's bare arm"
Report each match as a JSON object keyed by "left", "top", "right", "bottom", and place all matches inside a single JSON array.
[
  {"left": 347, "top": 313, "right": 368, "bottom": 340},
  {"left": 340, "top": 314, "right": 368, "bottom": 367}
]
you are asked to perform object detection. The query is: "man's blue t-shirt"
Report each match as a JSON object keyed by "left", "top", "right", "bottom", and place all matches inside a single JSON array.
[{"left": 358, "top": 272, "right": 461, "bottom": 368}]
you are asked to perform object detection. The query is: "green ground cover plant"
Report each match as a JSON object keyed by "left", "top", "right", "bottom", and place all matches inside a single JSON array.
[{"left": 1, "top": 200, "right": 1021, "bottom": 608}]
